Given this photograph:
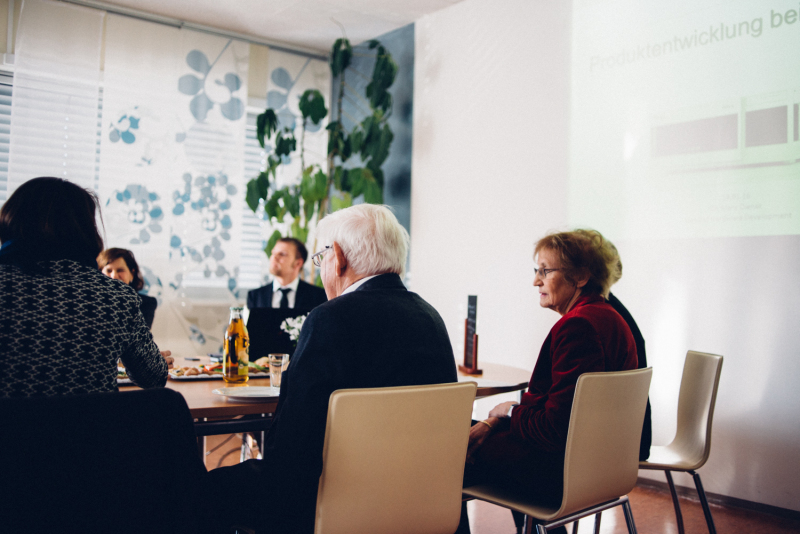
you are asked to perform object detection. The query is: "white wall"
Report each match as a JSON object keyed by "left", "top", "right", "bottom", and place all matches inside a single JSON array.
[
  {"left": 412, "top": 0, "right": 800, "bottom": 512},
  {"left": 412, "top": 0, "right": 571, "bottom": 369}
]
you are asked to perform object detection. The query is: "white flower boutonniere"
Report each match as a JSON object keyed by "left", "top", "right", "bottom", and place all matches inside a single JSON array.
[{"left": 281, "top": 314, "right": 308, "bottom": 346}]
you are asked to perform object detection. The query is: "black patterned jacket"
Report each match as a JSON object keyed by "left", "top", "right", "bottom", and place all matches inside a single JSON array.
[{"left": 0, "top": 259, "right": 168, "bottom": 397}]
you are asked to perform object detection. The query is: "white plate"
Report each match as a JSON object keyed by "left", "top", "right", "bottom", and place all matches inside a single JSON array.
[{"left": 212, "top": 386, "right": 281, "bottom": 401}]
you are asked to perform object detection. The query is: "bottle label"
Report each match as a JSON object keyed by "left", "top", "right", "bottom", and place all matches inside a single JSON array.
[{"left": 238, "top": 348, "right": 249, "bottom": 375}]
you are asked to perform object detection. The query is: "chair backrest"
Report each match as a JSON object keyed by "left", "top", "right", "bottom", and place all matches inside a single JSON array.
[
  {"left": 670, "top": 350, "right": 723, "bottom": 469},
  {"left": 314, "top": 381, "right": 477, "bottom": 534},
  {"left": 558, "top": 368, "right": 653, "bottom": 517},
  {"left": 0, "top": 388, "right": 207, "bottom": 534}
]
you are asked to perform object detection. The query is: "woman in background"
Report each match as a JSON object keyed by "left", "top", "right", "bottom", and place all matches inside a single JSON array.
[
  {"left": 592, "top": 233, "right": 651, "bottom": 462},
  {"left": 457, "top": 229, "right": 638, "bottom": 534},
  {"left": 0, "top": 177, "right": 170, "bottom": 397},
  {"left": 98, "top": 248, "right": 158, "bottom": 329}
]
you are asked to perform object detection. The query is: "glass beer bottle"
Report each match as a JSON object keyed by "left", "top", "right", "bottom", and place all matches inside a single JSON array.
[{"left": 223, "top": 307, "right": 249, "bottom": 383}]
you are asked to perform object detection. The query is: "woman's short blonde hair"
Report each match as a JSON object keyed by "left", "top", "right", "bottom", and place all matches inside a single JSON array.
[{"left": 534, "top": 229, "right": 622, "bottom": 298}]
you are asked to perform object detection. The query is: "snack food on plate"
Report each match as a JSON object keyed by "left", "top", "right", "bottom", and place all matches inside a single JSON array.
[{"left": 169, "top": 362, "right": 268, "bottom": 378}]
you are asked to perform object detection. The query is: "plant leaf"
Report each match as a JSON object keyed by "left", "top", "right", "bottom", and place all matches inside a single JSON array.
[
  {"left": 264, "top": 229, "right": 283, "bottom": 258},
  {"left": 300, "top": 167, "right": 315, "bottom": 203},
  {"left": 298, "top": 89, "right": 328, "bottom": 125},
  {"left": 256, "top": 109, "right": 278, "bottom": 148},
  {"left": 333, "top": 167, "right": 346, "bottom": 191},
  {"left": 291, "top": 218, "right": 309, "bottom": 243},
  {"left": 264, "top": 190, "right": 282, "bottom": 220},
  {"left": 246, "top": 179, "right": 261, "bottom": 212},
  {"left": 285, "top": 190, "right": 301, "bottom": 218},
  {"left": 303, "top": 197, "right": 315, "bottom": 222},
  {"left": 313, "top": 170, "right": 328, "bottom": 201},
  {"left": 349, "top": 128, "right": 364, "bottom": 155},
  {"left": 256, "top": 171, "right": 270, "bottom": 198},
  {"left": 329, "top": 38, "right": 353, "bottom": 77},
  {"left": 275, "top": 131, "right": 297, "bottom": 157},
  {"left": 364, "top": 121, "right": 393, "bottom": 167},
  {"left": 331, "top": 192, "right": 353, "bottom": 212},
  {"left": 365, "top": 44, "right": 397, "bottom": 114},
  {"left": 363, "top": 178, "right": 383, "bottom": 204},
  {"left": 348, "top": 168, "right": 365, "bottom": 197}
]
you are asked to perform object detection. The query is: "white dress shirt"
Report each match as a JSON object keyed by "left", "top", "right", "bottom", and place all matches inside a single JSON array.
[
  {"left": 341, "top": 274, "right": 380, "bottom": 296},
  {"left": 271, "top": 276, "right": 301, "bottom": 308}
]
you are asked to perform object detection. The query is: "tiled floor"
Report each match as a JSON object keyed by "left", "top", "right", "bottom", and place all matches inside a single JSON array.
[{"left": 205, "top": 434, "right": 800, "bottom": 533}]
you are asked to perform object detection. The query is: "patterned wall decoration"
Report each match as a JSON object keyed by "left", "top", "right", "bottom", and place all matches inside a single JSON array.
[{"left": 99, "top": 15, "right": 248, "bottom": 306}]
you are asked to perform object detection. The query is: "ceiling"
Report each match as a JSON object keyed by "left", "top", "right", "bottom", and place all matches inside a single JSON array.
[{"left": 96, "top": 0, "right": 464, "bottom": 54}]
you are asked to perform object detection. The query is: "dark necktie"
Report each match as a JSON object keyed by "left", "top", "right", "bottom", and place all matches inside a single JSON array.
[{"left": 279, "top": 288, "right": 291, "bottom": 309}]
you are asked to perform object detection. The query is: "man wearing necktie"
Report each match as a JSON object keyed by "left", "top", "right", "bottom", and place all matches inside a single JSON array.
[{"left": 246, "top": 238, "right": 327, "bottom": 310}]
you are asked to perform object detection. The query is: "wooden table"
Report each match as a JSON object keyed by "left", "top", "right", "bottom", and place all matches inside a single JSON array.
[
  {"left": 461, "top": 362, "right": 530, "bottom": 399},
  {"left": 166, "top": 375, "right": 278, "bottom": 419},
  {"left": 156, "top": 359, "right": 530, "bottom": 417},
  {"left": 123, "top": 357, "right": 530, "bottom": 434}
]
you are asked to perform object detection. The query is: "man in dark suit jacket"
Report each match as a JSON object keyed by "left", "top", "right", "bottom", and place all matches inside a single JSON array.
[
  {"left": 204, "top": 205, "right": 457, "bottom": 534},
  {"left": 246, "top": 237, "right": 327, "bottom": 310}
]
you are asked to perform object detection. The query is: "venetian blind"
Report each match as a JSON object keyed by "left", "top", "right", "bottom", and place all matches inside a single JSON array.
[
  {"left": 239, "top": 108, "right": 269, "bottom": 290},
  {"left": 7, "top": 0, "right": 103, "bottom": 197},
  {"left": 0, "top": 70, "right": 13, "bottom": 205}
]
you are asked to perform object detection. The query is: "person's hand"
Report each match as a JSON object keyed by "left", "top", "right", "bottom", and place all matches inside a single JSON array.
[
  {"left": 466, "top": 418, "right": 498, "bottom": 464},
  {"left": 160, "top": 350, "right": 174, "bottom": 369},
  {"left": 488, "top": 401, "right": 517, "bottom": 419}
]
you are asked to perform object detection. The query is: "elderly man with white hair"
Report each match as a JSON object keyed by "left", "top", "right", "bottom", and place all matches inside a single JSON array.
[{"left": 204, "top": 204, "right": 457, "bottom": 534}]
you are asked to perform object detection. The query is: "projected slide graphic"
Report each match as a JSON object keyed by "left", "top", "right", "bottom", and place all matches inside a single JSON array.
[{"left": 570, "top": 0, "right": 800, "bottom": 239}]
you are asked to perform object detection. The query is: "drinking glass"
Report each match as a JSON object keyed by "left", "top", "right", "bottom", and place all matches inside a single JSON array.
[{"left": 269, "top": 353, "right": 290, "bottom": 388}]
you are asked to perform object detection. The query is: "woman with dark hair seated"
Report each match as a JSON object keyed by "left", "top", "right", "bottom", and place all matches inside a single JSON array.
[
  {"left": 457, "top": 229, "right": 639, "bottom": 534},
  {"left": 0, "top": 177, "right": 171, "bottom": 398},
  {"left": 98, "top": 248, "right": 158, "bottom": 329}
]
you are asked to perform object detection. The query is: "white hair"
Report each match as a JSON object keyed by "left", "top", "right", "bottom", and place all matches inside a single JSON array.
[{"left": 315, "top": 204, "right": 409, "bottom": 278}]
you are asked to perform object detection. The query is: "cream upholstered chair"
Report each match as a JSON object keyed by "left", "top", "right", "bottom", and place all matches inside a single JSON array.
[
  {"left": 314, "top": 381, "right": 477, "bottom": 534},
  {"left": 640, "top": 350, "right": 723, "bottom": 534},
  {"left": 463, "top": 367, "right": 653, "bottom": 534}
]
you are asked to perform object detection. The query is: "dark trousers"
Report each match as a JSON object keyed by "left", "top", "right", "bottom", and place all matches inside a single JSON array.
[{"left": 457, "top": 422, "right": 566, "bottom": 534}]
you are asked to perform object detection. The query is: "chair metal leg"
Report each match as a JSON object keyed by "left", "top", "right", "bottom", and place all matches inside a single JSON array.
[
  {"left": 573, "top": 519, "right": 579, "bottom": 534},
  {"left": 535, "top": 523, "right": 547, "bottom": 534},
  {"left": 593, "top": 512, "right": 602, "bottom": 534},
  {"left": 621, "top": 499, "right": 638, "bottom": 534},
  {"left": 512, "top": 510, "right": 526, "bottom": 534},
  {"left": 690, "top": 470, "right": 717, "bottom": 534},
  {"left": 664, "top": 470, "right": 686, "bottom": 534}
]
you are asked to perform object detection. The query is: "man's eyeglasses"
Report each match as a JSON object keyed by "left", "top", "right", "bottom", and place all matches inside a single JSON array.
[
  {"left": 311, "top": 246, "right": 332, "bottom": 267},
  {"left": 534, "top": 267, "right": 561, "bottom": 279}
]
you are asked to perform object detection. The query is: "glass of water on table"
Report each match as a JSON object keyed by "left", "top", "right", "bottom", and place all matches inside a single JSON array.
[{"left": 269, "top": 353, "right": 290, "bottom": 388}]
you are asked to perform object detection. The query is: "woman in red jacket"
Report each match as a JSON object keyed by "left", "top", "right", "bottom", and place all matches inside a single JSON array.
[{"left": 458, "top": 230, "right": 638, "bottom": 534}]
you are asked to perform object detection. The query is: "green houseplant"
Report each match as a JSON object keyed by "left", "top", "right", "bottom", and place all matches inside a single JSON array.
[{"left": 246, "top": 38, "right": 397, "bottom": 280}]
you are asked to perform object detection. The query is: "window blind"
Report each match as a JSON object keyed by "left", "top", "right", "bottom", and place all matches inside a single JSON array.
[
  {"left": 239, "top": 109, "right": 269, "bottom": 290},
  {"left": 0, "top": 71, "right": 13, "bottom": 205},
  {"left": 7, "top": 0, "right": 104, "bottom": 198}
]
